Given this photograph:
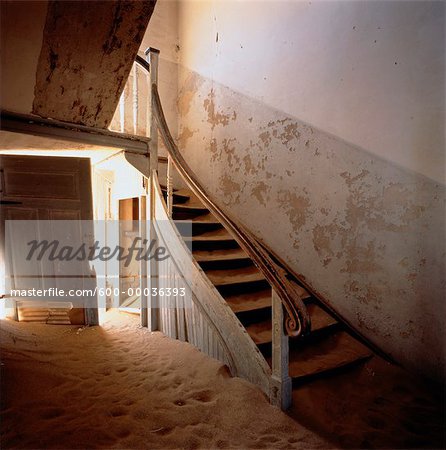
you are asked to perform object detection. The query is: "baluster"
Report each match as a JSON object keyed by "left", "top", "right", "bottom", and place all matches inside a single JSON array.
[
  {"left": 119, "top": 91, "right": 125, "bottom": 133},
  {"left": 146, "top": 47, "right": 159, "bottom": 173},
  {"left": 167, "top": 155, "right": 173, "bottom": 218},
  {"left": 270, "top": 289, "right": 292, "bottom": 410},
  {"left": 132, "top": 63, "right": 138, "bottom": 135}
]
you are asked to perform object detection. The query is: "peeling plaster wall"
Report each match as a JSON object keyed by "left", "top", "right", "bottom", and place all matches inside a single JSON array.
[
  {"left": 33, "top": 0, "right": 156, "bottom": 127},
  {"left": 1, "top": 0, "right": 156, "bottom": 127},
  {"left": 176, "top": 1, "right": 446, "bottom": 379}
]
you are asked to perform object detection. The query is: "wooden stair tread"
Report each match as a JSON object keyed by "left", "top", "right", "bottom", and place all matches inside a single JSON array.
[
  {"left": 160, "top": 187, "right": 190, "bottom": 201},
  {"left": 193, "top": 248, "right": 249, "bottom": 262},
  {"left": 246, "top": 319, "right": 272, "bottom": 345},
  {"left": 243, "top": 303, "right": 338, "bottom": 345},
  {"left": 173, "top": 203, "right": 208, "bottom": 212},
  {"left": 160, "top": 184, "right": 189, "bottom": 195},
  {"left": 173, "top": 188, "right": 193, "bottom": 197},
  {"left": 205, "top": 266, "right": 265, "bottom": 286},
  {"left": 185, "top": 229, "right": 236, "bottom": 241},
  {"left": 176, "top": 220, "right": 221, "bottom": 226},
  {"left": 226, "top": 289, "right": 272, "bottom": 313},
  {"left": 307, "top": 303, "right": 338, "bottom": 331},
  {"left": 293, "top": 283, "right": 312, "bottom": 300},
  {"left": 287, "top": 331, "right": 372, "bottom": 380},
  {"left": 176, "top": 216, "right": 221, "bottom": 225}
]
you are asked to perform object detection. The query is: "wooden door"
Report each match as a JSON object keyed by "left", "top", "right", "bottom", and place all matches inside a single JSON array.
[{"left": 0, "top": 155, "right": 97, "bottom": 325}]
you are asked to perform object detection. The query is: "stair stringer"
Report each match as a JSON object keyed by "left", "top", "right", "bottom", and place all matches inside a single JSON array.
[{"left": 152, "top": 174, "right": 272, "bottom": 395}]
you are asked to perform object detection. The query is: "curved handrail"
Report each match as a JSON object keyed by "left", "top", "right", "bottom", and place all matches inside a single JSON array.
[
  {"left": 151, "top": 170, "right": 271, "bottom": 391},
  {"left": 136, "top": 55, "right": 311, "bottom": 338}
]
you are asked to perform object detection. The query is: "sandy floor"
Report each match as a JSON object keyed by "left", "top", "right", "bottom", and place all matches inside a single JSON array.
[
  {"left": 0, "top": 311, "right": 329, "bottom": 449},
  {"left": 290, "top": 352, "right": 445, "bottom": 449}
]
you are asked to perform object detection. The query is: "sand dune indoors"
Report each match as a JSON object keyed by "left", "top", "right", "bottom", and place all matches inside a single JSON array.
[{"left": 0, "top": 310, "right": 329, "bottom": 449}]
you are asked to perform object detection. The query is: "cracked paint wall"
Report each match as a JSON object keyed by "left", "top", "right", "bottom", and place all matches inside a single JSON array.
[
  {"left": 175, "top": 1, "right": 445, "bottom": 379},
  {"left": 1, "top": 0, "right": 156, "bottom": 128}
]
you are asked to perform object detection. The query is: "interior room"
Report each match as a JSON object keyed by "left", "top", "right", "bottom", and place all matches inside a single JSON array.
[{"left": 0, "top": 1, "right": 444, "bottom": 449}]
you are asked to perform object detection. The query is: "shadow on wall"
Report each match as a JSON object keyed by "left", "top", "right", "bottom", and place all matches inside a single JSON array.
[{"left": 175, "top": 66, "right": 446, "bottom": 381}]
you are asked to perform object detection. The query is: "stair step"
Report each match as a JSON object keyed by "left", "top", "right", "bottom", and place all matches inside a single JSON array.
[
  {"left": 174, "top": 203, "right": 209, "bottom": 214},
  {"left": 246, "top": 319, "right": 272, "bottom": 345},
  {"left": 184, "top": 229, "right": 239, "bottom": 250},
  {"left": 244, "top": 303, "right": 339, "bottom": 347},
  {"left": 287, "top": 330, "right": 372, "bottom": 383},
  {"left": 173, "top": 203, "right": 210, "bottom": 220},
  {"left": 194, "top": 248, "right": 252, "bottom": 270},
  {"left": 205, "top": 266, "right": 264, "bottom": 285},
  {"left": 206, "top": 266, "right": 269, "bottom": 296},
  {"left": 176, "top": 215, "right": 223, "bottom": 236},
  {"left": 206, "top": 266, "right": 265, "bottom": 286},
  {"left": 193, "top": 248, "right": 248, "bottom": 262},
  {"left": 226, "top": 289, "right": 272, "bottom": 313},
  {"left": 292, "top": 283, "right": 313, "bottom": 301},
  {"left": 47, "top": 318, "right": 71, "bottom": 325},
  {"left": 161, "top": 187, "right": 190, "bottom": 204},
  {"left": 307, "top": 303, "right": 339, "bottom": 332}
]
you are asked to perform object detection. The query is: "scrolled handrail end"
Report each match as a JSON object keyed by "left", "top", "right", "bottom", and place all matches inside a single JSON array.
[{"left": 285, "top": 313, "right": 311, "bottom": 339}]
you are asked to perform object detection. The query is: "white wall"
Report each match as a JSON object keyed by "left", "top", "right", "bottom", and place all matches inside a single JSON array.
[
  {"left": 174, "top": 0, "right": 446, "bottom": 379},
  {"left": 179, "top": 0, "right": 445, "bottom": 183},
  {"left": 141, "top": 0, "right": 180, "bottom": 143}
]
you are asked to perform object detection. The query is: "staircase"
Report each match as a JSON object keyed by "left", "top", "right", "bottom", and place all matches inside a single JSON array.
[
  {"left": 107, "top": 49, "right": 376, "bottom": 408},
  {"left": 162, "top": 183, "right": 373, "bottom": 388}
]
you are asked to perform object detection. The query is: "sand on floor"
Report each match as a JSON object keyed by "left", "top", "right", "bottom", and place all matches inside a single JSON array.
[
  {"left": 0, "top": 310, "right": 330, "bottom": 449},
  {"left": 289, "top": 348, "right": 445, "bottom": 449}
]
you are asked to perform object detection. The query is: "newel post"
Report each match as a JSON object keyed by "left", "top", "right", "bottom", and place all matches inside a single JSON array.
[
  {"left": 145, "top": 47, "right": 160, "bottom": 331},
  {"left": 270, "top": 289, "right": 292, "bottom": 410}
]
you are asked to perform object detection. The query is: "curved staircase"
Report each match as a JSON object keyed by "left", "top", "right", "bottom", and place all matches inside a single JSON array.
[
  {"left": 110, "top": 49, "right": 376, "bottom": 408},
  {"left": 161, "top": 183, "right": 373, "bottom": 388}
]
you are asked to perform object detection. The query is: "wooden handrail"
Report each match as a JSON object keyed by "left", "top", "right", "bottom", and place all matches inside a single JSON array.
[
  {"left": 134, "top": 54, "right": 310, "bottom": 337},
  {"left": 152, "top": 91, "right": 311, "bottom": 338}
]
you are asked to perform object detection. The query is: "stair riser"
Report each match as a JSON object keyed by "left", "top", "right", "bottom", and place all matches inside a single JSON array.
[
  {"left": 178, "top": 222, "right": 223, "bottom": 236},
  {"left": 216, "top": 279, "right": 270, "bottom": 296},
  {"left": 257, "top": 342, "right": 272, "bottom": 358},
  {"left": 236, "top": 306, "right": 271, "bottom": 327},
  {"left": 172, "top": 204, "right": 209, "bottom": 218},
  {"left": 173, "top": 211, "right": 207, "bottom": 220},
  {"left": 291, "top": 355, "right": 372, "bottom": 387},
  {"left": 290, "top": 323, "right": 342, "bottom": 348},
  {"left": 188, "top": 240, "right": 240, "bottom": 251},
  {"left": 161, "top": 192, "right": 190, "bottom": 204},
  {"left": 197, "top": 258, "right": 253, "bottom": 271}
]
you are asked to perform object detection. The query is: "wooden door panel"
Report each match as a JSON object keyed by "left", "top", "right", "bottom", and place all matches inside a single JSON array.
[
  {"left": 3, "top": 171, "right": 79, "bottom": 199},
  {"left": 0, "top": 155, "right": 96, "bottom": 325}
]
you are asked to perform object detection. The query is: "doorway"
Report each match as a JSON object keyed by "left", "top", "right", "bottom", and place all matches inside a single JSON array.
[
  {"left": 118, "top": 197, "right": 140, "bottom": 313},
  {"left": 0, "top": 155, "right": 97, "bottom": 325}
]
